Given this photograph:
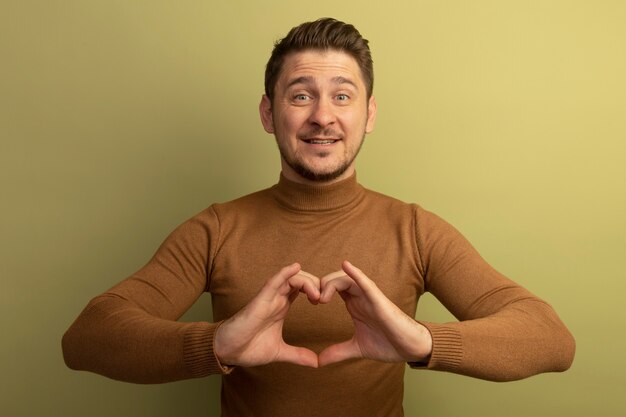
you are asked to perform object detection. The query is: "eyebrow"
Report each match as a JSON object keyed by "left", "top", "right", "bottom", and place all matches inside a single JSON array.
[{"left": 286, "top": 75, "right": 358, "bottom": 89}]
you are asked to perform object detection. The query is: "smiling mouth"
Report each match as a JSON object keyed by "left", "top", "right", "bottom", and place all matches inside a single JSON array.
[{"left": 303, "top": 139, "right": 339, "bottom": 145}]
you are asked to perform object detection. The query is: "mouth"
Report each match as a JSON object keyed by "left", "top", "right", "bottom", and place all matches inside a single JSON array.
[{"left": 302, "top": 138, "right": 340, "bottom": 145}]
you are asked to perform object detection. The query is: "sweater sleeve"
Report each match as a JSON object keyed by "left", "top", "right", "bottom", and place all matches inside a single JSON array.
[
  {"left": 62, "top": 206, "right": 231, "bottom": 383},
  {"left": 411, "top": 206, "right": 575, "bottom": 381}
]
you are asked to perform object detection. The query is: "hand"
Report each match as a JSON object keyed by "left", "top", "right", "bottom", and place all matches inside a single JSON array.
[
  {"left": 214, "top": 263, "right": 320, "bottom": 368},
  {"left": 318, "top": 261, "right": 432, "bottom": 366}
]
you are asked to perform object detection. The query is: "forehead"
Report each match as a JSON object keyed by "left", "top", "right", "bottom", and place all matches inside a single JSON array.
[{"left": 277, "top": 49, "right": 365, "bottom": 89}]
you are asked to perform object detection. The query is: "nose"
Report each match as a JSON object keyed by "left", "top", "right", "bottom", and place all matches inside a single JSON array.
[{"left": 307, "top": 98, "right": 336, "bottom": 127}]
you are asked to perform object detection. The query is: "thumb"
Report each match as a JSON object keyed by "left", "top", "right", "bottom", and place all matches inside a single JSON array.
[
  {"left": 276, "top": 343, "right": 319, "bottom": 368},
  {"left": 318, "top": 339, "right": 361, "bottom": 367}
]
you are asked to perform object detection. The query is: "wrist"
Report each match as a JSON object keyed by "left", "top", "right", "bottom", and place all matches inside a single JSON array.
[
  {"left": 213, "top": 320, "right": 235, "bottom": 367},
  {"left": 408, "top": 321, "right": 433, "bottom": 363}
]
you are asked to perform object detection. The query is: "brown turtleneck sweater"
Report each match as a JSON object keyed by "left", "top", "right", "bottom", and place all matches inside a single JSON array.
[{"left": 62, "top": 174, "right": 575, "bottom": 416}]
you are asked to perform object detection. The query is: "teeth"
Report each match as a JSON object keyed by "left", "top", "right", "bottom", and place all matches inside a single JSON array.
[{"left": 307, "top": 140, "right": 335, "bottom": 144}]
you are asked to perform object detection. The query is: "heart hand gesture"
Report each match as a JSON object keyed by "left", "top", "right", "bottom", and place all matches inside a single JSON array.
[
  {"left": 214, "top": 263, "right": 321, "bottom": 368},
  {"left": 318, "top": 261, "right": 432, "bottom": 366},
  {"left": 213, "top": 261, "right": 432, "bottom": 368}
]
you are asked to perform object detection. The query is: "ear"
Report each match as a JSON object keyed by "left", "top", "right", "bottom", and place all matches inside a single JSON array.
[
  {"left": 365, "top": 95, "right": 377, "bottom": 134},
  {"left": 259, "top": 95, "right": 274, "bottom": 133}
]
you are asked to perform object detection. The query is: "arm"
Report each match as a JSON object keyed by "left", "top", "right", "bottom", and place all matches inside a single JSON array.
[
  {"left": 62, "top": 209, "right": 225, "bottom": 383},
  {"left": 413, "top": 205, "right": 576, "bottom": 381},
  {"left": 316, "top": 207, "right": 574, "bottom": 381},
  {"left": 62, "top": 208, "right": 321, "bottom": 382}
]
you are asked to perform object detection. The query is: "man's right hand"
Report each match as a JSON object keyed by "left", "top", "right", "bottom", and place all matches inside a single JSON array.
[{"left": 213, "top": 263, "right": 320, "bottom": 368}]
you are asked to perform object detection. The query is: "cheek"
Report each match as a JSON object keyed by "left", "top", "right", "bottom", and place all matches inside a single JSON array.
[
  {"left": 277, "top": 112, "right": 307, "bottom": 135},
  {"left": 338, "top": 113, "right": 363, "bottom": 134}
]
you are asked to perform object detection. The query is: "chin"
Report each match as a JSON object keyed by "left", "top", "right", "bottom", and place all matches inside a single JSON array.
[{"left": 293, "top": 163, "right": 350, "bottom": 182}]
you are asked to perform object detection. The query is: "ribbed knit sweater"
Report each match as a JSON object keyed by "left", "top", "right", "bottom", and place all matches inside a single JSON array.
[{"left": 62, "top": 173, "right": 575, "bottom": 417}]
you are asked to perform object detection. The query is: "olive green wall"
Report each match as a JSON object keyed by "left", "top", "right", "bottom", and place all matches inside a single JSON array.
[{"left": 2, "top": 1, "right": 624, "bottom": 416}]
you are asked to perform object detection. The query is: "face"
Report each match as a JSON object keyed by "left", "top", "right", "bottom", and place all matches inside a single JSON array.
[{"left": 260, "top": 49, "right": 377, "bottom": 184}]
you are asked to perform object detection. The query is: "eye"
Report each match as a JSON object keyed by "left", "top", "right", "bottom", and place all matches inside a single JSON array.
[
  {"left": 336, "top": 94, "right": 350, "bottom": 101},
  {"left": 294, "top": 94, "right": 310, "bottom": 101}
]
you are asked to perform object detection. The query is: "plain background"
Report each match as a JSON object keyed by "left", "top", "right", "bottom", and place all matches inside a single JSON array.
[{"left": 1, "top": 1, "right": 625, "bottom": 416}]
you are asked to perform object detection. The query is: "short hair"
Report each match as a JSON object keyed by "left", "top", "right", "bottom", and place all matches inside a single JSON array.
[{"left": 264, "top": 18, "right": 374, "bottom": 101}]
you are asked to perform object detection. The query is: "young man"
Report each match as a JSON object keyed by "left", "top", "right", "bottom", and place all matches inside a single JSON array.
[{"left": 63, "top": 18, "right": 575, "bottom": 417}]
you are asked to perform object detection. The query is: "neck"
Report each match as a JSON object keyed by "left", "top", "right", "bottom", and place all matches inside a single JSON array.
[{"left": 272, "top": 171, "right": 363, "bottom": 212}]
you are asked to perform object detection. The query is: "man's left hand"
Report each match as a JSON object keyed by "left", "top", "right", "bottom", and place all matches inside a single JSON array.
[{"left": 317, "top": 261, "right": 433, "bottom": 366}]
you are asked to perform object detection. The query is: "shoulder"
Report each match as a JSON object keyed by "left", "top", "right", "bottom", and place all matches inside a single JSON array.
[
  {"left": 360, "top": 186, "right": 444, "bottom": 226},
  {"left": 210, "top": 186, "right": 275, "bottom": 218},
  {"left": 361, "top": 186, "right": 414, "bottom": 213},
  {"left": 155, "top": 187, "right": 275, "bottom": 254},
  {"left": 360, "top": 185, "right": 463, "bottom": 240},
  {"left": 162, "top": 187, "right": 273, "bottom": 236}
]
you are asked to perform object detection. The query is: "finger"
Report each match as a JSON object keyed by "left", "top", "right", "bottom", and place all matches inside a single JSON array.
[
  {"left": 288, "top": 273, "right": 321, "bottom": 303},
  {"left": 276, "top": 343, "right": 319, "bottom": 368},
  {"left": 318, "top": 339, "right": 361, "bottom": 367},
  {"left": 319, "top": 270, "right": 345, "bottom": 303},
  {"left": 299, "top": 270, "right": 321, "bottom": 283},
  {"left": 342, "top": 261, "right": 378, "bottom": 294},
  {"left": 263, "top": 263, "right": 301, "bottom": 293},
  {"left": 343, "top": 261, "right": 403, "bottom": 318},
  {"left": 320, "top": 270, "right": 346, "bottom": 283},
  {"left": 319, "top": 275, "right": 355, "bottom": 303}
]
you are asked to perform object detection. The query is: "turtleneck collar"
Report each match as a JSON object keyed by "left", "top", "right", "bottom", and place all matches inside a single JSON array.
[{"left": 270, "top": 172, "right": 365, "bottom": 212}]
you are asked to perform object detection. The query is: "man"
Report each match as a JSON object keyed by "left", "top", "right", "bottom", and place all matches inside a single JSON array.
[{"left": 63, "top": 18, "right": 575, "bottom": 417}]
